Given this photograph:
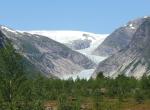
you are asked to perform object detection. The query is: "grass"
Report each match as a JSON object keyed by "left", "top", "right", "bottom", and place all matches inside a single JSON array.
[{"left": 44, "top": 98, "right": 150, "bottom": 110}]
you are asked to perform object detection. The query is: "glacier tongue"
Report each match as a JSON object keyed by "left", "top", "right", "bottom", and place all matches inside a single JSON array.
[
  {"left": 62, "top": 69, "right": 95, "bottom": 80},
  {"left": 72, "top": 41, "right": 107, "bottom": 80},
  {"left": 80, "top": 53, "right": 107, "bottom": 65},
  {"left": 77, "top": 49, "right": 107, "bottom": 65}
]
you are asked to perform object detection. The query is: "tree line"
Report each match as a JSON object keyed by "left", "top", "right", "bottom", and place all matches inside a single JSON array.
[{"left": 0, "top": 44, "right": 150, "bottom": 110}]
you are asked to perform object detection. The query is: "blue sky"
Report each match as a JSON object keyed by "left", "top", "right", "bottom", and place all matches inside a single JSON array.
[{"left": 0, "top": 0, "right": 150, "bottom": 33}]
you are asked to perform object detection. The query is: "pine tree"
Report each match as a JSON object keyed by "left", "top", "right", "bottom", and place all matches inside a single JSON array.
[{"left": 0, "top": 43, "right": 27, "bottom": 110}]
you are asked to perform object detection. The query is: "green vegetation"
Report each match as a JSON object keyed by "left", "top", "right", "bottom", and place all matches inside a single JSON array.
[{"left": 1, "top": 44, "right": 150, "bottom": 110}]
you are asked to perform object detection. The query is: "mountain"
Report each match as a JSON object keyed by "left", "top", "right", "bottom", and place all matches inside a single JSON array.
[
  {"left": 26, "top": 31, "right": 108, "bottom": 64},
  {"left": 25, "top": 30, "right": 108, "bottom": 79},
  {"left": 93, "top": 16, "right": 148, "bottom": 56},
  {"left": 92, "top": 16, "right": 150, "bottom": 79},
  {"left": 0, "top": 29, "right": 43, "bottom": 78},
  {"left": 0, "top": 26, "right": 95, "bottom": 78}
]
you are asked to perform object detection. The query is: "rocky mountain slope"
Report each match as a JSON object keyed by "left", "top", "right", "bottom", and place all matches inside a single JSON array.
[
  {"left": 93, "top": 16, "right": 148, "bottom": 56},
  {"left": 0, "top": 26, "right": 95, "bottom": 78},
  {"left": 93, "top": 17, "right": 150, "bottom": 79}
]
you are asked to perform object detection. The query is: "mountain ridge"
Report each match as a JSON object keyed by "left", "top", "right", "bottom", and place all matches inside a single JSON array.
[
  {"left": 92, "top": 17, "right": 150, "bottom": 79},
  {"left": 0, "top": 25, "right": 96, "bottom": 78}
]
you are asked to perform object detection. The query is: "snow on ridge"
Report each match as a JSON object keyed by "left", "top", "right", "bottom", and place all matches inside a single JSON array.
[
  {"left": 1, "top": 26, "right": 18, "bottom": 34},
  {"left": 144, "top": 16, "right": 149, "bottom": 19}
]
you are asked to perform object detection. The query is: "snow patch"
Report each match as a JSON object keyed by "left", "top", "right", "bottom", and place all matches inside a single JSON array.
[
  {"left": 129, "top": 24, "right": 136, "bottom": 29},
  {"left": 144, "top": 16, "right": 148, "bottom": 18}
]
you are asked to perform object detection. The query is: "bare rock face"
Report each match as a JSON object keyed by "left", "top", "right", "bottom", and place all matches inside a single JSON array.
[
  {"left": 0, "top": 26, "right": 95, "bottom": 78},
  {"left": 93, "top": 17, "right": 150, "bottom": 79},
  {"left": 93, "top": 17, "right": 147, "bottom": 56}
]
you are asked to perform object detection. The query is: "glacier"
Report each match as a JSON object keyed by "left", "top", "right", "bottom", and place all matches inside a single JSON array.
[{"left": 24, "top": 30, "right": 108, "bottom": 80}]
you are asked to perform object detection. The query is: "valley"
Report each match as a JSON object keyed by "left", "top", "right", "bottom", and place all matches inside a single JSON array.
[
  {"left": 1, "top": 0, "right": 150, "bottom": 110},
  {"left": 1, "top": 16, "right": 150, "bottom": 110},
  {"left": 26, "top": 30, "right": 108, "bottom": 79}
]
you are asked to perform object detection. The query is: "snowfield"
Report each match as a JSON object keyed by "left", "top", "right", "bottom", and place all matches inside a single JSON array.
[{"left": 26, "top": 30, "right": 107, "bottom": 43}]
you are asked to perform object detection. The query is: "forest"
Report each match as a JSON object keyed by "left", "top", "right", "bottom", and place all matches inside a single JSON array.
[{"left": 0, "top": 44, "right": 150, "bottom": 110}]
